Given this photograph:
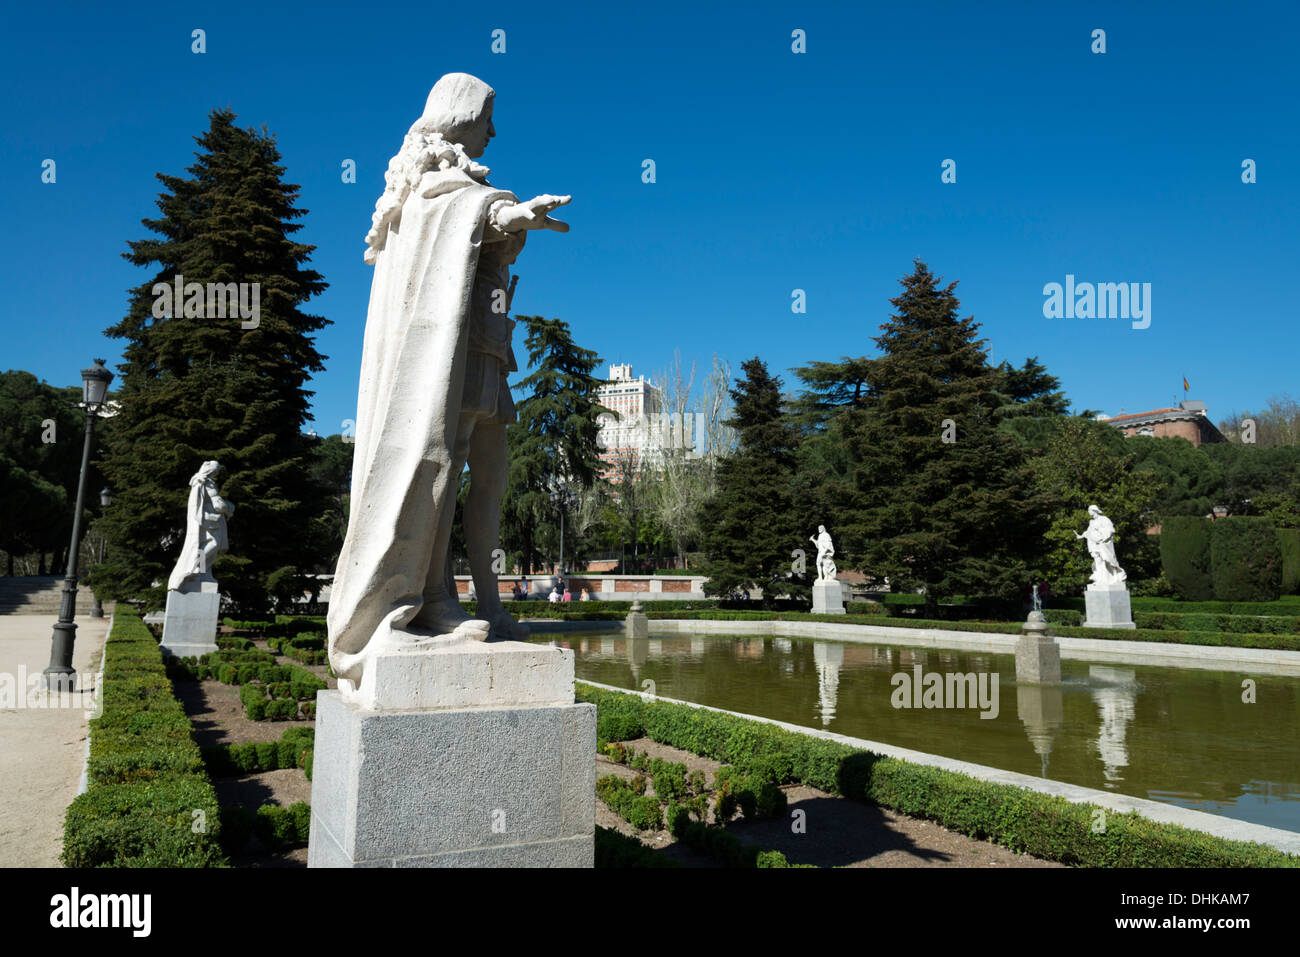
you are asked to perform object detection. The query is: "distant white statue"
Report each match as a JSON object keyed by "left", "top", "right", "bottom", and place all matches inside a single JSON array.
[
  {"left": 167, "top": 460, "right": 235, "bottom": 590},
  {"left": 1075, "top": 505, "right": 1126, "bottom": 587},
  {"left": 810, "top": 525, "right": 837, "bottom": 582}
]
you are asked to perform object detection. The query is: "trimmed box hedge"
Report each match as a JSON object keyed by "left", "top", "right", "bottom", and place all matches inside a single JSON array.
[
  {"left": 63, "top": 607, "right": 226, "bottom": 867},
  {"left": 576, "top": 682, "right": 1297, "bottom": 868}
]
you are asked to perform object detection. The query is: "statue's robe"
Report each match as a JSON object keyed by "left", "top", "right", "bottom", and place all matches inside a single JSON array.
[
  {"left": 327, "top": 165, "right": 518, "bottom": 686},
  {"left": 166, "top": 479, "right": 228, "bottom": 590},
  {"left": 1085, "top": 516, "right": 1125, "bottom": 583}
]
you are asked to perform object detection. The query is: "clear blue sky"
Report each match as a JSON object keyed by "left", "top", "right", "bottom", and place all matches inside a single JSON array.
[{"left": 3, "top": 0, "right": 1297, "bottom": 435}]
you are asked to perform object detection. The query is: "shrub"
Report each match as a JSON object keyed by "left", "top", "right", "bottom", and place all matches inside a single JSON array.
[
  {"left": 239, "top": 684, "right": 267, "bottom": 721},
  {"left": 650, "top": 760, "right": 688, "bottom": 802},
  {"left": 1277, "top": 528, "right": 1300, "bottom": 596},
  {"left": 63, "top": 608, "right": 225, "bottom": 867},
  {"left": 595, "top": 826, "right": 679, "bottom": 868},
  {"left": 253, "top": 801, "right": 311, "bottom": 851},
  {"left": 1152, "top": 516, "right": 1213, "bottom": 601},
  {"left": 595, "top": 774, "right": 663, "bottom": 831},
  {"left": 1211, "top": 517, "right": 1282, "bottom": 602}
]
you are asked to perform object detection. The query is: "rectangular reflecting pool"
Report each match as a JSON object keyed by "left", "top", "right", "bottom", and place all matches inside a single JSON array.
[{"left": 540, "top": 632, "right": 1300, "bottom": 834}]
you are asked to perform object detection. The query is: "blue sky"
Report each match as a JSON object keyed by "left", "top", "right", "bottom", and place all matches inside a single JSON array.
[{"left": 2, "top": 0, "right": 1297, "bottom": 435}]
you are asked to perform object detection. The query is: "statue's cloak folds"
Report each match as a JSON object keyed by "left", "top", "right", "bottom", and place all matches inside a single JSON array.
[
  {"left": 328, "top": 170, "right": 515, "bottom": 684},
  {"left": 167, "top": 479, "right": 224, "bottom": 591}
]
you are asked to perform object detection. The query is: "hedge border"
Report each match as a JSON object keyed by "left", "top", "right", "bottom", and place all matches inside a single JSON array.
[
  {"left": 576, "top": 682, "right": 1298, "bottom": 868},
  {"left": 62, "top": 607, "right": 227, "bottom": 867}
]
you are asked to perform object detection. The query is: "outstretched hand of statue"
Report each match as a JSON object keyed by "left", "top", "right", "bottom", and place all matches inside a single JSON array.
[{"left": 498, "top": 194, "right": 572, "bottom": 233}]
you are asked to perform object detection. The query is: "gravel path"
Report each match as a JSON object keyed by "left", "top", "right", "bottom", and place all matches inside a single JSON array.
[{"left": 0, "top": 612, "right": 109, "bottom": 867}]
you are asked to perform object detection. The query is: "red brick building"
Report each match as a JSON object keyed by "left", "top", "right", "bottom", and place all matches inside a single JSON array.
[{"left": 1099, "top": 400, "right": 1226, "bottom": 447}]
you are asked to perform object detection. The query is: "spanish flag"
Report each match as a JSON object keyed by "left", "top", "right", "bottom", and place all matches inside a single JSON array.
[{"left": 1183, "top": 377, "right": 1190, "bottom": 392}]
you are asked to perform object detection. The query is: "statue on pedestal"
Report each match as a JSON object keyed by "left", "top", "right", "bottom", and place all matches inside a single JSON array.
[
  {"left": 167, "top": 460, "right": 234, "bottom": 590},
  {"left": 810, "top": 525, "right": 837, "bottom": 582},
  {"left": 1075, "top": 504, "right": 1126, "bottom": 587},
  {"left": 328, "top": 72, "right": 572, "bottom": 691}
]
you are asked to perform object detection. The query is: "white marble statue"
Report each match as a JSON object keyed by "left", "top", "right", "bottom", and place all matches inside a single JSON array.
[
  {"left": 810, "top": 525, "right": 837, "bottom": 582},
  {"left": 328, "top": 73, "right": 571, "bottom": 691},
  {"left": 1075, "top": 505, "right": 1126, "bottom": 587},
  {"left": 167, "top": 460, "right": 235, "bottom": 590}
]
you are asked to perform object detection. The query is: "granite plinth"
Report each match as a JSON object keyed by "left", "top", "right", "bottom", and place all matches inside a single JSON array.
[
  {"left": 308, "top": 642, "right": 594, "bottom": 868},
  {"left": 812, "top": 580, "right": 845, "bottom": 615},
  {"left": 1084, "top": 584, "right": 1136, "bottom": 629},
  {"left": 159, "top": 578, "right": 221, "bottom": 658}
]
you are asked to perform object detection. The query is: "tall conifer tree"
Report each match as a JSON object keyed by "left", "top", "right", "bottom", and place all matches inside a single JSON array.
[
  {"left": 697, "top": 359, "right": 807, "bottom": 606},
  {"left": 97, "top": 109, "right": 330, "bottom": 612},
  {"left": 833, "top": 261, "right": 1045, "bottom": 614},
  {"left": 502, "top": 316, "right": 607, "bottom": 574}
]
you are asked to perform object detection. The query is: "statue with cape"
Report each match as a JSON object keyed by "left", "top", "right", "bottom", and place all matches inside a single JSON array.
[
  {"left": 167, "top": 460, "right": 235, "bottom": 591},
  {"left": 328, "top": 73, "right": 571, "bottom": 695}
]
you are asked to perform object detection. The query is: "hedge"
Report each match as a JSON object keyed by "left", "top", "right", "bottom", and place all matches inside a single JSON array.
[
  {"left": 576, "top": 683, "right": 1297, "bottom": 868},
  {"left": 219, "top": 801, "right": 312, "bottom": 854},
  {"left": 1211, "top": 518, "right": 1283, "bottom": 602},
  {"left": 1160, "top": 517, "right": 1215, "bottom": 601},
  {"left": 201, "top": 727, "right": 315, "bottom": 778},
  {"left": 63, "top": 607, "right": 226, "bottom": 867},
  {"left": 1277, "top": 528, "right": 1300, "bottom": 596},
  {"left": 595, "top": 826, "right": 679, "bottom": 867}
]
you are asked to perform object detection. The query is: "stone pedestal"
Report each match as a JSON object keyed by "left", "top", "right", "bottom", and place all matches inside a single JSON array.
[
  {"left": 625, "top": 599, "right": 648, "bottom": 640},
  {"left": 1084, "top": 583, "right": 1136, "bottom": 629},
  {"left": 307, "top": 641, "right": 595, "bottom": 868},
  {"left": 159, "top": 577, "right": 221, "bottom": 659},
  {"left": 1015, "top": 611, "right": 1061, "bottom": 684},
  {"left": 811, "top": 579, "right": 845, "bottom": 615}
]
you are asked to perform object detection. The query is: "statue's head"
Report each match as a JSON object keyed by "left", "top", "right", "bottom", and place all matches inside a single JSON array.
[
  {"left": 818, "top": 525, "right": 827, "bottom": 534},
  {"left": 419, "top": 72, "right": 495, "bottom": 158},
  {"left": 198, "top": 460, "right": 221, "bottom": 481},
  {"left": 1088, "top": 504, "right": 1102, "bottom": 516}
]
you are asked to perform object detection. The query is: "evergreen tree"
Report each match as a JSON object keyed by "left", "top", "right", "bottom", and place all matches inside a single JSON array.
[
  {"left": 994, "top": 356, "right": 1072, "bottom": 418},
  {"left": 789, "top": 356, "right": 874, "bottom": 431},
  {"left": 831, "top": 261, "right": 1045, "bottom": 615},
  {"left": 501, "top": 316, "right": 607, "bottom": 574},
  {"left": 95, "top": 109, "right": 330, "bottom": 612},
  {"left": 696, "top": 358, "right": 807, "bottom": 607},
  {"left": 1029, "top": 417, "right": 1164, "bottom": 590}
]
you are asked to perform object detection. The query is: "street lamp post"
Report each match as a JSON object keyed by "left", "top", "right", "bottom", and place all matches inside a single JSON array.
[
  {"left": 43, "top": 359, "right": 113, "bottom": 691},
  {"left": 89, "top": 487, "right": 112, "bottom": 619},
  {"left": 550, "top": 481, "right": 576, "bottom": 577}
]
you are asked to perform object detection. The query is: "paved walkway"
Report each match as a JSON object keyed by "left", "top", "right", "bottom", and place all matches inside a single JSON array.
[{"left": 0, "top": 612, "right": 109, "bottom": 867}]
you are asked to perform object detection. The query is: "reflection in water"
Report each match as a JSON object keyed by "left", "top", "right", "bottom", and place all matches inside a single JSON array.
[
  {"left": 555, "top": 631, "right": 1300, "bottom": 834},
  {"left": 1016, "top": 682, "right": 1064, "bottom": 777},
  {"left": 1089, "top": 666, "right": 1139, "bottom": 785},
  {"left": 813, "top": 641, "right": 843, "bottom": 727}
]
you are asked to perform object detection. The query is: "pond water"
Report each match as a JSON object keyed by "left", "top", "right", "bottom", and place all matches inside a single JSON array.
[{"left": 545, "top": 632, "right": 1300, "bottom": 834}]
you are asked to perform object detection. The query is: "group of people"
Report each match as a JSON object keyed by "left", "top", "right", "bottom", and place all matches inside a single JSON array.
[{"left": 507, "top": 579, "right": 590, "bottom": 603}]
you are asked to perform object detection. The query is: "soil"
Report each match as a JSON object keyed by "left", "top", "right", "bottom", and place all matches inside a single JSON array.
[
  {"left": 172, "top": 634, "right": 331, "bottom": 867},
  {"left": 597, "top": 737, "right": 1064, "bottom": 868}
]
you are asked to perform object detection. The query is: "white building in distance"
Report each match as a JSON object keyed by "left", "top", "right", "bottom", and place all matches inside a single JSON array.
[{"left": 596, "top": 364, "right": 662, "bottom": 479}]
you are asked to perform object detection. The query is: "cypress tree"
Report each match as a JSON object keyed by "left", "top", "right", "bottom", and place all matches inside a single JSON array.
[{"left": 96, "top": 108, "right": 330, "bottom": 612}]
